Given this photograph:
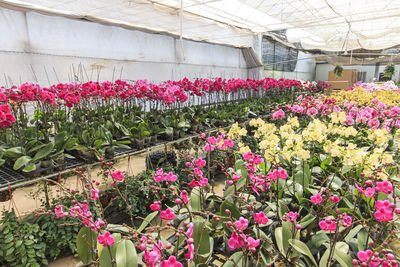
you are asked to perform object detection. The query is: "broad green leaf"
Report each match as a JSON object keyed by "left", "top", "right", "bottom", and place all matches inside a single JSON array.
[
  {"left": 235, "top": 159, "right": 248, "bottom": 180},
  {"left": 190, "top": 187, "right": 202, "bottom": 211},
  {"left": 220, "top": 197, "right": 240, "bottom": 234},
  {"left": 345, "top": 224, "right": 363, "bottom": 242},
  {"left": 137, "top": 211, "right": 158, "bottom": 233},
  {"left": 165, "top": 127, "right": 173, "bottom": 136},
  {"left": 295, "top": 171, "right": 309, "bottom": 189},
  {"left": 333, "top": 242, "right": 352, "bottom": 267},
  {"left": 289, "top": 239, "right": 317, "bottom": 266},
  {"left": 223, "top": 251, "right": 243, "bottom": 267},
  {"left": 357, "top": 230, "right": 368, "bottom": 251},
  {"left": 224, "top": 172, "right": 247, "bottom": 196},
  {"left": 13, "top": 156, "right": 32, "bottom": 170},
  {"left": 282, "top": 221, "right": 291, "bottom": 254},
  {"left": 76, "top": 227, "right": 97, "bottom": 264},
  {"left": 300, "top": 214, "right": 315, "bottom": 228},
  {"left": 115, "top": 239, "right": 137, "bottom": 267},
  {"left": 4, "top": 147, "right": 23, "bottom": 159},
  {"left": 23, "top": 162, "right": 36, "bottom": 172},
  {"left": 311, "top": 233, "right": 329, "bottom": 248},
  {"left": 319, "top": 248, "right": 330, "bottom": 267},
  {"left": 193, "top": 220, "right": 212, "bottom": 264},
  {"left": 220, "top": 197, "right": 240, "bottom": 219},
  {"left": 107, "top": 224, "right": 130, "bottom": 234},
  {"left": 99, "top": 233, "right": 121, "bottom": 266},
  {"left": 33, "top": 143, "right": 54, "bottom": 161}
]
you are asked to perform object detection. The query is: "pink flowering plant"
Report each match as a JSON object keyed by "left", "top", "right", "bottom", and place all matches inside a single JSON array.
[
  {"left": 43, "top": 119, "right": 399, "bottom": 267},
  {"left": 11, "top": 79, "right": 400, "bottom": 266}
]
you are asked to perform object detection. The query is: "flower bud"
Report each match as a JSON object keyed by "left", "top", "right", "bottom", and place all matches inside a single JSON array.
[
  {"left": 166, "top": 243, "right": 172, "bottom": 249},
  {"left": 352, "top": 259, "right": 359, "bottom": 266},
  {"left": 295, "top": 224, "right": 302, "bottom": 230},
  {"left": 225, "top": 209, "right": 231, "bottom": 215},
  {"left": 227, "top": 180, "right": 234, "bottom": 185}
]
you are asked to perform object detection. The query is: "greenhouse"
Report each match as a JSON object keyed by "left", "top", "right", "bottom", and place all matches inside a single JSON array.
[{"left": 0, "top": 0, "right": 400, "bottom": 266}]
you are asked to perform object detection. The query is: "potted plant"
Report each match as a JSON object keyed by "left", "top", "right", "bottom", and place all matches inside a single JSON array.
[{"left": 130, "top": 122, "right": 150, "bottom": 149}]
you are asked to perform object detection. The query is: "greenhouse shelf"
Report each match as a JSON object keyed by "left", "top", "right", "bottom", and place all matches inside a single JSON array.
[{"left": 0, "top": 167, "right": 28, "bottom": 188}]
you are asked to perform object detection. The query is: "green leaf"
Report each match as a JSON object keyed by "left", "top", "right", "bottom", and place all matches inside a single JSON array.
[
  {"left": 190, "top": 187, "right": 202, "bottom": 211},
  {"left": 295, "top": 171, "right": 309, "bottom": 189},
  {"left": 115, "top": 239, "right": 137, "bottom": 267},
  {"left": 300, "top": 214, "right": 315, "bottom": 228},
  {"left": 165, "top": 127, "right": 173, "bottom": 136},
  {"left": 137, "top": 211, "right": 158, "bottom": 233},
  {"left": 193, "top": 220, "right": 212, "bottom": 264},
  {"left": 289, "top": 239, "right": 317, "bottom": 266},
  {"left": 23, "top": 162, "right": 36, "bottom": 172},
  {"left": 345, "top": 224, "right": 363, "bottom": 242},
  {"left": 33, "top": 143, "right": 54, "bottom": 161},
  {"left": 274, "top": 220, "right": 292, "bottom": 256},
  {"left": 333, "top": 242, "right": 352, "bottom": 267},
  {"left": 223, "top": 251, "right": 243, "bottom": 267},
  {"left": 107, "top": 224, "right": 130, "bottom": 234},
  {"left": 4, "top": 147, "right": 23, "bottom": 159},
  {"left": 76, "top": 227, "right": 97, "bottom": 264},
  {"left": 311, "top": 233, "right": 329, "bottom": 248},
  {"left": 220, "top": 197, "right": 241, "bottom": 233},
  {"left": 319, "top": 248, "right": 330, "bottom": 267},
  {"left": 357, "top": 230, "right": 368, "bottom": 251},
  {"left": 99, "top": 233, "right": 121, "bottom": 266},
  {"left": 13, "top": 156, "right": 32, "bottom": 170}
]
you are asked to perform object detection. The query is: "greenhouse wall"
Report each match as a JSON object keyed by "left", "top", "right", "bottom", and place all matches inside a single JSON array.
[
  {"left": 0, "top": 7, "right": 256, "bottom": 86},
  {"left": 315, "top": 63, "right": 400, "bottom": 82},
  {"left": 263, "top": 52, "right": 315, "bottom": 81}
]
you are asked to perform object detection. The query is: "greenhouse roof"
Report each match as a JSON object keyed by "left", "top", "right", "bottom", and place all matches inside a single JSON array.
[{"left": 2, "top": 0, "right": 400, "bottom": 51}]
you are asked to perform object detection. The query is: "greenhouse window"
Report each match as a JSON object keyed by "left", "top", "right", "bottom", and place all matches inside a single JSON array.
[{"left": 261, "top": 37, "right": 298, "bottom": 72}]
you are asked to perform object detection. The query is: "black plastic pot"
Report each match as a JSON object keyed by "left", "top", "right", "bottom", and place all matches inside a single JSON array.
[{"left": 105, "top": 147, "right": 115, "bottom": 159}]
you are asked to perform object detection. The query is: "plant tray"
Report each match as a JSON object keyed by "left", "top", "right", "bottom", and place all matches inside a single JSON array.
[{"left": 0, "top": 167, "right": 28, "bottom": 187}]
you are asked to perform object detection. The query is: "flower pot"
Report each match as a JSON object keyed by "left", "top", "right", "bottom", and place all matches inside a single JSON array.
[
  {"left": 135, "top": 139, "right": 145, "bottom": 150},
  {"left": 41, "top": 159, "right": 54, "bottom": 175},
  {"left": 150, "top": 135, "right": 158, "bottom": 144},
  {"left": 145, "top": 137, "right": 152, "bottom": 147},
  {"left": 166, "top": 132, "right": 174, "bottom": 141},
  {"left": 79, "top": 150, "right": 97, "bottom": 163},
  {"left": 105, "top": 147, "right": 115, "bottom": 159},
  {"left": 192, "top": 124, "right": 200, "bottom": 132},
  {"left": 54, "top": 155, "right": 66, "bottom": 171}
]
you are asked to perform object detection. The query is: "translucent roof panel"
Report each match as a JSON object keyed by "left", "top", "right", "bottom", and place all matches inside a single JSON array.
[{"left": 2, "top": 0, "right": 400, "bottom": 51}]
